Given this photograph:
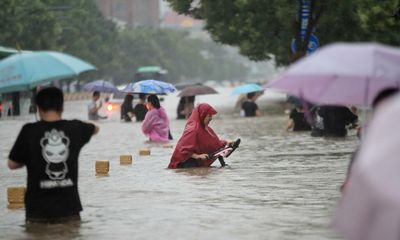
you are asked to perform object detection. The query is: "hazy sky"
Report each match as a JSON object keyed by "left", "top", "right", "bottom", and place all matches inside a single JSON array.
[{"left": 160, "top": 0, "right": 169, "bottom": 15}]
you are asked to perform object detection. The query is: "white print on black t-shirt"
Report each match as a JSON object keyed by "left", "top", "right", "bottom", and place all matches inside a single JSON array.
[
  {"left": 40, "top": 129, "right": 72, "bottom": 186},
  {"left": 40, "top": 179, "right": 74, "bottom": 189}
]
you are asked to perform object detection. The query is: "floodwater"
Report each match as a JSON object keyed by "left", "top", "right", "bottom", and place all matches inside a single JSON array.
[{"left": 0, "top": 87, "right": 358, "bottom": 240}]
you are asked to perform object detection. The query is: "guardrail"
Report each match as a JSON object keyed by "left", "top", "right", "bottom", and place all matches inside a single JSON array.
[{"left": 64, "top": 92, "right": 92, "bottom": 101}]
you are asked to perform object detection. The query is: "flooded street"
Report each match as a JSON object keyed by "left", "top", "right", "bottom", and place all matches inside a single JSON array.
[{"left": 0, "top": 88, "right": 358, "bottom": 240}]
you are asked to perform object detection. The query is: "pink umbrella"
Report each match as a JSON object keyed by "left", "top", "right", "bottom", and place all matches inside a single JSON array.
[
  {"left": 333, "top": 94, "right": 400, "bottom": 240},
  {"left": 266, "top": 42, "right": 400, "bottom": 107}
]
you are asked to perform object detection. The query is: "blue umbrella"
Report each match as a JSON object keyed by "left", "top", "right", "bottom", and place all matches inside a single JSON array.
[
  {"left": 83, "top": 80, "right": 118, "bottom": 93},
  {"left": 0, "top": 51, "right": 96, "bottom": 93},
  {"left": 121, "top": 79, "right": 176, "bottom": 94},
  {"left": 231, "top": 83, "right": 264, "bottom": 95}
]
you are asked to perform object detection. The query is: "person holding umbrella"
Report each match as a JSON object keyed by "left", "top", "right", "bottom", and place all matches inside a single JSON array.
[
  {"left": 177, "top": 85, "right": 218, "bottom": 119},
  {"left": 141, "top": 95, "right": 170, "bottom": 142},
  {"left": 134, "top": 93, "right": 148, "bottom": 122},
  {"left": 317, "top": 105, "right": 357, "bottom": 137},
  {"left": 120, "top": 94, "right": 135, "bottom": 122},
  {"left": 177, "top": 97, "right": 186, "bottom": 119},
  {"left": 232, "top": 83, "right": 263, "bottom": 116},
  {"left": 176, "top": 96, "right": 196, "bottom": 119},
  {"left": 286, "top": 103, "right": 311, "bottom": 131},
  {"left": 241, "top": 92, "right": 262, "bottom": 117}
]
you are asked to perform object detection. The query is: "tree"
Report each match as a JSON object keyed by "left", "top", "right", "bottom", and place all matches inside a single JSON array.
[
  {"left": 357, "top": 0, "right": 400, "bottom": 45},
  {"left": 0, "top": 0, "right": 61, "bottom": 50},
  {"left": 114, "top": 27, "right": 248, "bottom": 84},
  {"left": 50, "top": 0, "right": 119, "bottom": 79},
  {"left": 0, "top": 0, "right": 119, "bottom": 80},
  {"left": 166, "top": 0, "right": 400, "bottom": 65},
  {"left": 0, "top": 0, "right": 248, "bottom": 85}
]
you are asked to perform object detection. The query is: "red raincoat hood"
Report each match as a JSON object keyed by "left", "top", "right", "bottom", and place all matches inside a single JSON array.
[{"left": 168, "top": 103, "right": 227, "bottom": 168}]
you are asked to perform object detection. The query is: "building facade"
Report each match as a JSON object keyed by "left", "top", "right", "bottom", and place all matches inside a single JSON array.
[{"left": 96, "top": 0, "right": 160, "bottom": 28}]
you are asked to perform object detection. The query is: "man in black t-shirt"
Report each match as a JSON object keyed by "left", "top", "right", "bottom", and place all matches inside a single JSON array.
[
  {"left": 287, "top": 107, "right": 311, "bottom": 131},
  {"left": 8, "top": 87, "right": 99, "bottom": 223},
  {"left": 318, "top": 106, "right": 358, "bottom": 137},
  {"left": 241, "top": 92, "right": 261, "bottom": 117}
]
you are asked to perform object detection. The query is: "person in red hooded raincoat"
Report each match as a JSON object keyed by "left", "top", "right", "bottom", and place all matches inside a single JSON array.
[{"left": 168, "top": 103, "right": 230, "bottom": 168}]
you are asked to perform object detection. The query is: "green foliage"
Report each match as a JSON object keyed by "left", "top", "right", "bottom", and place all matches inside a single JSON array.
[
  {"left": 114, "top": 27, "right": 248, "bottom": 83},
  {"left": 166, "top": 0, "right": 400, "bottom": 65},
  {"left": 0, "top": 0, "right": 118, "bottom": 79},
  {"left": 0, "top": 0, "right": 60, "bottom": 50},
  {"left": 358, "top": 0, "right": 400, "bottom": 45},
  {"left": 0, "top": 0, "right": 248, "bottom": 85}
]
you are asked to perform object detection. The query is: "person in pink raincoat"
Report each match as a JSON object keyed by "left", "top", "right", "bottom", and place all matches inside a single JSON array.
[{"left": 141, "top": 95, "right": 170, "bottom": 142}]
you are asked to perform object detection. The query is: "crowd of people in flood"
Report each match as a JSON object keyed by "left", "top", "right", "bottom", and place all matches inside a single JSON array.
[
  {"left": 286, "top": 102, "right": 358, "bottom": 138},
  {"left": 7, "top": 87, "right": 236, "bottom": 224},
  {"left": 6, "top": 85, "right": 400, "bottom": 240}
]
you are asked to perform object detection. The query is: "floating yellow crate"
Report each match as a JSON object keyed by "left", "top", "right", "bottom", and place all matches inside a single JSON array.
[
  {"left": 95, "top": 160, "right": 109, "bottom": 175},
  {"left": 139, "top": 148, "right": 151, "bottom": 156},
  {"left": 7, "top": 187, "right": 26, "bottom": 204},
  {"left": 120, "top": 155, "right": 133, "bottom": 165}
]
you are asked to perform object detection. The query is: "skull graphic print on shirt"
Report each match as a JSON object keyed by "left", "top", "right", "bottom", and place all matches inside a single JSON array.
[{"left": 40, "top": 129, "right": 70, "bottom": 180}]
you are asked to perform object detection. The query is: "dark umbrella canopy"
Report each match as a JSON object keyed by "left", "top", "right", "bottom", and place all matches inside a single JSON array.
[
  {"left": 83, "top": 80, "right": 118, "bottom": 93},
  {"left": 178, "top": 85, "right": 218, "bottom": 97}
]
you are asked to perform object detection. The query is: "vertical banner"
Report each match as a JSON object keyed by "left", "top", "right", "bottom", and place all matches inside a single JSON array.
[
  {"left": 291, "top": 0, "right": 319, "bottom": 55},
  {"left": 300, "top": 0, "right": 311, "bottom": 42}
]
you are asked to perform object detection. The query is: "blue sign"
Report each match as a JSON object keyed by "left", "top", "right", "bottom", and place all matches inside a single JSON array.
[{"left": 291, "top": 33, "right": 319, "bottom": 55}]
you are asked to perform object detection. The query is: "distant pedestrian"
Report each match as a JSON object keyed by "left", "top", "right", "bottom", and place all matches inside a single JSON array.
[
  {"left": 87, "top": 91, "right": 106, "bottom": 120},
  {"left": 287, "top": 105, "right": 311, "bottom": 131},
  {"left": 241, "top": 92, "right": 261, "bottom": 117},
  {"left": 120, "top": 94, "right": 135, "bottom": 122},
  {"left": 134, "top": 93, "right": 148, "bottom": 122},
  {"left": 318, "top": 106, "right": 357, "bottom": 137},
  {"left": 177, "top": 97, "right": 185, "bottom": 119},
  {"left": 183, "top": 96, "right": 195, "bottom": 119},
  {"left": 141, "top": 95, "right": 170, "bottom": 142},
  {"left": 310, "top": 106, "right": 324, "bottom": 137},
  {"left": 7, "top": 103, "right": 13, "bottom": 116},
  {"left": 8, "top": 87, "right": 99, "bottom": 223}
]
